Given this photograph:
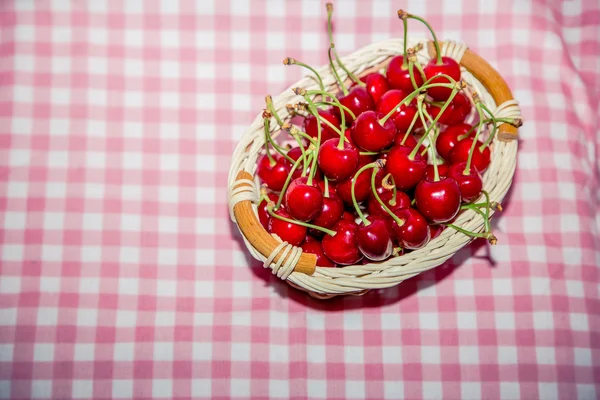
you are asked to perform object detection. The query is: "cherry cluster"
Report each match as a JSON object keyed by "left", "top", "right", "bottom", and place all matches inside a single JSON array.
[{"left": 255, "top": 5, "right": 519, "bottom": 268}]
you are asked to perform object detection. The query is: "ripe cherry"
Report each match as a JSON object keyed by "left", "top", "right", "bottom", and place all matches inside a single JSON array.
[
  {"left": 425, "top": 163, "right": 449, "bottom": 181},
  {"left": 423, "top": 56, "right": 461, "bottom": 101},
  {"left": 336, "top": 86, "right": 375, "bottom": 124},
  {"left": 286, "top": 146, "right": 321, "bottom": 181},
  {"left": 284, "top": 177, "right": 323, "bottom": 222},
  {"left": 268, "top": 208, "right": 307, "bottom": 246},
  {"left": 304, "top": 109, "right": 341, "bottom": 142},
  {"left": 356, "top": 215, "right": 394, "bottom": 261},
  {"left": 342, "top": 211, "right": 356, "bottom": 222},
  {"left": 350, "top": 111, "right": 397, "bottom": 152},
  {"left": 435, "top": 123, "right": 475, "bottom": 160},
  {"left": 376, "top": 89, "right": 418, "bottom": 132},
  {"left": 415, "top": 177, "right": 462, "bottom": 223},
  {"left": 385, "top": 145, "right": 427, "bottom": 190},
  {"left": 360, "top": 72, "right": 390, "bottom": 103},
  {"left": 322, "top": 220, "right": 364, "bottom": 265},
  {"left": 394, "top": 133, "right": 427, "bottom": 156},
  {"left": 448, "top": 161, "right": 483, "bottom": 202},
  {"left": 317, "top": 138, "right": 359, "bottom": 181},
  {"left": 430, "top": 224, "right": 445, "bottom": 240},
  {"left": 367, "top": 189, "right": 411, "bottom": 217},
  {"left": 258, "top": 192, "right": 279, "bottom": 229},
  {"left": 256, "top": 154, "right": 289, "bottom": 191},
  {"left": 449, "top": 138, "right": 491, "bottom": 173},
  {"left": 301, "top": 236, "right": 336, "bottom": 267},
  {"left": 386, "top": 55, "right": 424, "bottom": 93},
  {"left": 390, "top": 208, "right": 431, "bottom": 250},
  {"left": 336, "top": 160, "right": 383, "bottom": 205},
  {"left": 429, "top": 92, "right": 471, "bottom": 126},
  {"left": 311, "top": 191, "right": 344, "bottom": 229}
]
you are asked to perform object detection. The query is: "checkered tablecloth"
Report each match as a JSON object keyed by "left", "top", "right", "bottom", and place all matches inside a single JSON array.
[{"left": 1, "top": 0, "right": 599, "bottom": 399}]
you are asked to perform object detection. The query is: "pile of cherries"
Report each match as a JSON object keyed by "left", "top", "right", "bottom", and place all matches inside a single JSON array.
[{"left": 255, "top": 5, "right": 519, "bottom": 268}]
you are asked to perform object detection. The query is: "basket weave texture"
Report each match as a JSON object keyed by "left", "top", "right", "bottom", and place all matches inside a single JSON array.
[{"left": 228, "top": 37, "right": 520, "bottom": 299}]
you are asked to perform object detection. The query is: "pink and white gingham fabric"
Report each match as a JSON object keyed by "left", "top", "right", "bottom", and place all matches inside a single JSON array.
[{"left": 1, "top": 1, "right": 599, "bottom": 399}]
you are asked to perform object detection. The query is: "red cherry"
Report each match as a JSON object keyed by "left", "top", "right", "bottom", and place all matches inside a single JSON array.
[
  {"left": 376, "top": 89, "right": 419, "bottom": 132},
  {"left": 356, "top": 215, "right": 394, "bottom": 261},
  {"left": 336, "top": 86, "right": 375, "bottom": 124},
  {"left": 335, "top": 160, "right": 383, "bottom": 205},
  {"left": 448, "top": 162, "right": 483, "bottom": 203},
  {"left": 428, "top": 93, "right": 472, "bottom": 126},
  {"left": 423, "top": 56, "right": 461, "bottom": 101},
  {"left": 360, "top": 72, "right": 390, "bottom": 103},
  {"left": 430, "top": 224, "right": 445, "bottom": 239},
  {"left": 257, "top": 193, "right": 279, "bottom": 229},
  {"left": 415, "top": 177, "right": 462, "bottom": 223},
  {"left": 342, "top": 211, "right": 356, "bottom": 222},
  {"left": 435, "top": 123, "right": 475, "bottom": 160},
  {"left": 393, "top": 133, "right": 427, "bottom": 155},
  {"left": 256, "top": 154, "right": 289, "bottom": 192},
  {"left": 385, "top": 145, "right": 427, "bottom": 191},
  {"left": 285, "top": 146, "right": 321, "bottom": 181},
  {"left": 304, "top": 109, "right": 341, "bottom": 142},
  {"left": 350, "top": 111, "right": 397, "bottom": 152},
  {"left": 268, "top": 208, "right": 306, "bottom": 246},
  {"left": 317, "top": 138, "right": 359, "bottom": 181},
  {"left": 386, "top": 55, "right": 424, "bottom": 93},
  {"left": 449, "top": 139, "right": 491, "bottom": 173},
  {"left": 284, "top": 177, "right": 323, "bottom": 222},
  {"left": 390, "top": 208, "right": 431, "bottom": 250},
  {"left": 311, "top": 192, "right": 344, "bottom": 229},
  {"left": 424, "top": 163, "right": 449, "bottom": 181},
  {"left": 301, "top": 237, "right": 336, "bottom": 267},
  {"left": 322, "top": 220, "right": 364, "bottom": 265},
  {"left": 367, "top": 189, "right": 411, "bottom": 217}
]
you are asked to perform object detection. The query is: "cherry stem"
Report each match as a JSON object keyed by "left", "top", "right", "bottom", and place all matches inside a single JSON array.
[
  {"left": 408, "top": 60, "right": 419, "bottom": 91},
  {"left": 400, "top": 111, "right": 421, "bottom": 145},
  {"left": 459, "top": 118, "right": 516, "bottom": 140},
  {"left": 413, "top": 60, "right": 427, "bottom": 82},
  {"left": 370, "top": 165, "right": 405, "bottom": 227},
  {"left": 304, "top": 90, "right": 346, "bottom": 149},
  {"left": 409, "top": 86, "right": 459, "bottom": 159},
  {"left": 464, "top": 102, "right": 485, "bottom": 175},
  {"left": 479, "top": 103, "right": 499, "bottom": 151},
  {"left": 351, "top": 163, "right": 377, "bottom": 225},
  {"left": 263, "top": 118, "right": 276, "bottom": 165},
  {"left": 407, "top": 14, "right": 442, "bottom": 64},
  {"left": 263, "top": 115, "right": 295, "bottom": 165},
  {"left": 359, "top": 151, "right": 379, "bottom": 156},
  {"left": 324, "top": 177, "right": 330, "bottom": 198},
  {"left": 301, "top": 152, "right": 313, "bottom": 177},
  {"left": 283, "top": 58, "right": 325, "bottom": 93},
  {"left": 267, "top": 204, "right": 336, "bottom": 236},
  {"left": 328, "top": 46, "right": 348, "bottom": 96},
  {"left": 303, "top": 98, "right": 322, "bottom": 186},
  {"left": 305, "top": 89, "right": 352, "bottom": 123},
  {"left": 384, "top": 174, "right": 398, "bottom": 206},
  {"left": 275, "top": 151, "right": 309, "bottom": 210},
  {"left": 378, "top": 74, "right": 458, "bottom": 126},
  {"left": 418, "top": 97, "right": 440, "bottom": 181},
  {"left": 401, "top": 13, "right": 409, "bottom": 65},
  {"left": 313, "top": 101, "right": 356, "bottom": 120},
  {"left": 265, "top": 95, "right": 284, "bottom": 127},
  {"left": 326, "top": 3, "right": 364, "bottom": 88}
]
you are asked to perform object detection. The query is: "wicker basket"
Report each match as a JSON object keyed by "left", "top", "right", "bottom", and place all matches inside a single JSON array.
[{"left": 228, "top": 37, "right": 521, "bottom": 299}]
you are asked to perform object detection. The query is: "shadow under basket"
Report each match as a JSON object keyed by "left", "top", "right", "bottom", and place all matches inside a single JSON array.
[{"left": 228, "top": 38, "right": 520, "bottom": 299}]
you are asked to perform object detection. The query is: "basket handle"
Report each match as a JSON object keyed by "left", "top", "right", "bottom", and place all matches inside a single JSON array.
[
  {"left": 427, "top": 41, "right": 518, "bottom": 142},
  {"left": 232, "top": 170, "right": 317, "bottom": 275}
]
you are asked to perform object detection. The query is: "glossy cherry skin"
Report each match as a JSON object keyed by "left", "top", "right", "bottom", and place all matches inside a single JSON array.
[
  {"left": 436, "top": 123, "right": 475, "bottom": 160},
  {"left": 367, "top": 189, "right": 411, "bottom": 217},
  {"left": 256, "top": 154, "right": 288, "bottom": 191},
  {"left": 390, "top": 208, "right": 431, "bottom": 250},
  {"left": 376, "top": 89, "right": 418, "bottom": 132},
  {"left": 386, "top": 145, "right": 427, "bottom": 191},
  {"left": 360, "top": 72, "right": 390, "bottom": 103},
  {"left": 304, "top": 109, "right": 341, "bottom": 142},
  {"left": 448, "top": 162, "right": 483, "bottom": 202},
  {"left": 284, "top": 176, "right": 323, "bottom": 222},
  {"left": 429, "top": 92, "right": 471, "bottom": 126},
  {"left": 415, "top": 177, "right": 462, "bottom": 223},
  {"left": 311, "top": 192, "right": 344, "bottom": 229},
  {"left": 424, "top": 164, "right": 449, "bottom": 181},
  {"left": 449, "top": 138, "right": 491, "bottom": 173},
  {"left": 268, "top": 208, "right": 306, "bottom": 246},
  {"left": 286, "top": 146, "right": 321, "bottom": 181},
  {"left": 356, "top": 215, "right": 394, "bottom": 261},
  {"left": 301, "top": 236, "right": 336, "bottom": 267},
  {"left": 322, "top": 220, "right": 364, "bottom": 265},
  {"left": 430, "top": 224, "right": 445, "bottom": 240},
  {"left": 423, "top": 56, "right": 461, "bottom": 101},
  {"left": 350, "top": 111, "right": 397, "bottom": 152},
  {"left": 336, "top": 86, "right": 375, "bottom": 124},
  {"left": 258, "top": 193, "right": 280, "bottom": 229},
  {"left": 342, "top": 211, "right": 356, "bottom": 222},
  {"left": 317, "top": 138, "right": 359, "bottom": 181},
  {"left": 386, "top": 55, "right": 424, "bottom": 93}
]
